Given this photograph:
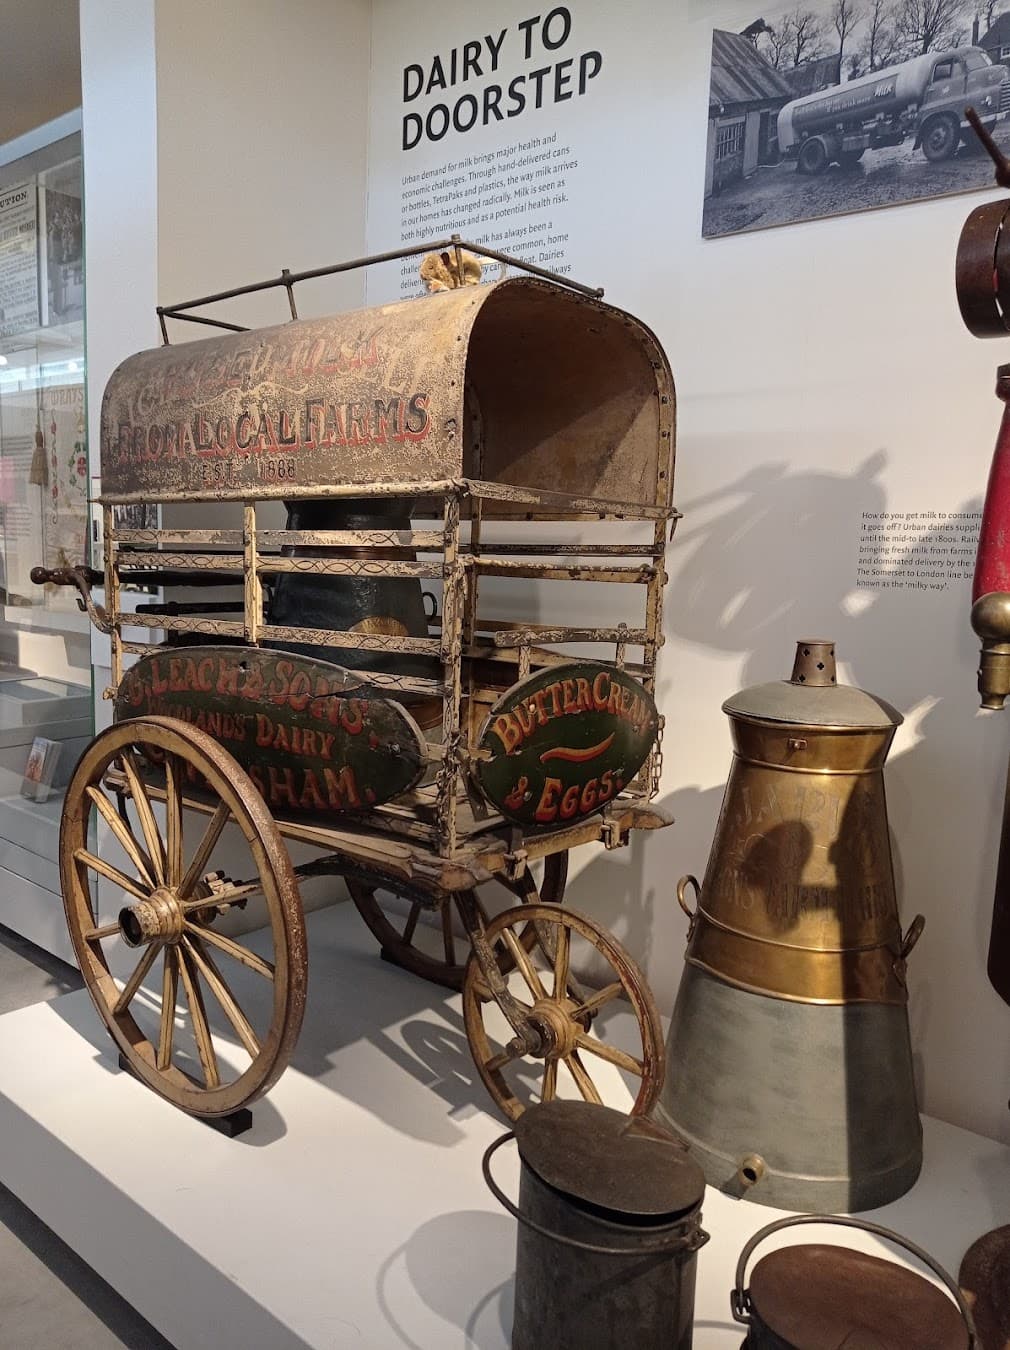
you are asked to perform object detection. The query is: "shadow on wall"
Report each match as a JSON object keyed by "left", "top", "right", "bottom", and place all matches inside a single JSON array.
[{"left": 562, "top": 452, "right": 1010, "bottom": 1134}]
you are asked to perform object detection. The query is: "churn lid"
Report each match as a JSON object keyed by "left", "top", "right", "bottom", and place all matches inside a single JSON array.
[
  {"left": 723, "top": 639, "right": 903, "bottom": 730},
  {"left": 512, "top": 1100, "right": 705, "bottom": 1220},
  {"left": 748, "top": 1244, "right": 970, "bottom": 1350}
]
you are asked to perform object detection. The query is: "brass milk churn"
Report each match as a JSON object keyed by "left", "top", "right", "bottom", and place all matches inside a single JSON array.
[
  {"left": 483, "top": 1100, "right": 708, "bottom": 1350},
  {"left": 732, "top": 1215, "right": 975, "bottom": 1349},
  {"left": 655, "top": 640, "right": 924, "bottom": 1212}
]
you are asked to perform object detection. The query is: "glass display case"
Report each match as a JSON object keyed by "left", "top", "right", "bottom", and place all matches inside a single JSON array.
[{"left": 0, "top": 120, "right": 93, "bottom": 960}]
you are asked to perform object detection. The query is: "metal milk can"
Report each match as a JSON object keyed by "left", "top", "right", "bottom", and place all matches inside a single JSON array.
[
  {"left": 654, "top": 639, "right": 924, "bottom": 1212},
  {"left": 732, "top": 1215, "right": 975, "bottom": 1349},
  {"left": 267, "top": 496, "right": 437, "bottom": 680},
  {"left": 483, "top": 1099, "right": 708, "bottom": 1350}
]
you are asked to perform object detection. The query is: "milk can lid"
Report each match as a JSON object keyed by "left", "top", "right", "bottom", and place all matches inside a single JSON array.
[
  {"left": 513, "top": 1100, "right": 705, "bottom": 1220},
  {"left": 748, "top": 1245, "right": 969, "bottom": 1350},
  {"left": 723, "top": 639, "right": 903, "bottom": 730}
]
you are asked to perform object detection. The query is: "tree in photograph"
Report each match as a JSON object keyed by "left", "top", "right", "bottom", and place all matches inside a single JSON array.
[
  {"left": 977, "top": 0, "right": 1004, "bottom": 36},
  {"left": 895, "top": 0, "right": 973, "bottom": 55},
  {"left": 787, "top": 6, "right": 829, "bottom": 64},
  {"left": 859, "top": 0, "right": 903, "bottom": 69},
  {"left": 758, "top": 17, "right": 792, "bottom": 66},
  {"left": 758, "top": 6, "right": 828, "bottom": 67},
  {"left": 833, "top": 0, "right": 864, "bottom": 70}
]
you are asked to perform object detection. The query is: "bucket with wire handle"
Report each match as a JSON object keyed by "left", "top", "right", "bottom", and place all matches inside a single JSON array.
[
  {"left": 731, "top": 1214, "right": 977, "bottom": 1349},
  {"left": 482, "top": 1099, "right": 708, "bottom": 1350}
]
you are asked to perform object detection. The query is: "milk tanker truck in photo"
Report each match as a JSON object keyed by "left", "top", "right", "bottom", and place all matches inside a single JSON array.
[{"left": 778, "top": 46, "right": 1009, "bottom": 175}]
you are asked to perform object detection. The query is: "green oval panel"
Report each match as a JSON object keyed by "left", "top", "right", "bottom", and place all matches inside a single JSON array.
[
  {"left": 114, "top": 646, "right": 426, "bottom": 817},
  {"left": 474, "top": 662, "right": 659, "bottom": 829}
]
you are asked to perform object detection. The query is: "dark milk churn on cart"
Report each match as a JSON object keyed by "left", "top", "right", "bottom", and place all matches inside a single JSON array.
[
  {"left": 655, "top": 639, "right": 924, "bottom": 1212},
  {"left": 732, "top": 1215, "right": 975, "bottom": 1349},
  {"left": 483, "top": 1100, "right": 708, "bottom": 1350},
  {"left": 267, "top": 497, "right": 439, "bottom": 681}
]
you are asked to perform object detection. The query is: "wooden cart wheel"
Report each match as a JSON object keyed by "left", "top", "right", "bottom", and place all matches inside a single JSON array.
[
  {"left": 60, "top": 716, "right": 307, "bottom": 1117},
  {"left": 349, "top": 852, "right": 568, "bottom": 992},
  {"left": 462, "top": 903, "right": 663, "bottom": 1121}
]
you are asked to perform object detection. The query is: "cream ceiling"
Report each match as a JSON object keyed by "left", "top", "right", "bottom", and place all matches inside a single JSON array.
[{"left": 0, "top": 0, "right": 81, "bottom": 146}]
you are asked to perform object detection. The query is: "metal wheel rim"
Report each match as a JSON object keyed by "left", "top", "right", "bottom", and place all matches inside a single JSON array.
[
  {"left": 462, "top": 901, "right": 663, "bottom": 1121},
  {"left": 60, "top": 716, "right": 307, "bottom": 1117}
]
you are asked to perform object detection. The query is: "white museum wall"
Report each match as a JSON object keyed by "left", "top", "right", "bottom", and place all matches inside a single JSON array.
[
  {"left": 366, "top": 0, "right": 1010, "bottom": 1143},
  {"left": 154, "top": 0, "right": 371, "bottom": 330}
]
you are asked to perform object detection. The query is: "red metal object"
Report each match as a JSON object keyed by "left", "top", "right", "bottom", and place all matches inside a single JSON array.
[{"left": 973, "top": 368, "right": 1010, "bottom": 601}]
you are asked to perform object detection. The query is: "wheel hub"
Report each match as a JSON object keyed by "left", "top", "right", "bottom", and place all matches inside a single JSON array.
[
  {"left": 531, "top": 996, "right": 582, "bottom": 1061},
  {"left": 119, "top": 886, "right": 184, "bottom": 947}
]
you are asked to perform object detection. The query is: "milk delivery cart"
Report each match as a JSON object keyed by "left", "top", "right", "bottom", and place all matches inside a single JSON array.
[{"left": 33, "top": 242, "right": 677, "bottom": 1123}]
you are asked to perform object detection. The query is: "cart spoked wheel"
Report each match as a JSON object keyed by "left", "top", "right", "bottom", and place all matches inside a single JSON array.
[
  {"left": 462, "top": 903, "right": 663, "bottom": 1121},
  {"left": 349, "top": 852, "right": 568, "bottom": 992},
  {"left": 60, "top": 716, "right": 307, "bottom": 1118}
]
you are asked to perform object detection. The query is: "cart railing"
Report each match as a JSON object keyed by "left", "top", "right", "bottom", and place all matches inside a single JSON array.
[{"left": 80, "top": 478, "right": 677, "bottom": 859}]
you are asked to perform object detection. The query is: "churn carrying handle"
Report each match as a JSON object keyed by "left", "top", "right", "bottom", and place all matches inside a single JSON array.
[
  {"left": 729, "top": 1214, "right": 977, "bottom": 1346},
  {"left": 482, "top": 1131, "right": 709, "bottom": 1259},
  {"left": 677, "top": 876, "right": 700, "bottom": 939}
]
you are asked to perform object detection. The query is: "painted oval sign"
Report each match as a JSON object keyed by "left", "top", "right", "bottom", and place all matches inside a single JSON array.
[
  {"left": 473, "top": 662, "right": 659, "bottom": 829},
  {"left": 114, "top": 646, "right": 426, "bottom": 817}
]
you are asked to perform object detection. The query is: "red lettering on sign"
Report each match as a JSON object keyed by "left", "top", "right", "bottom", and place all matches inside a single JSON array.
[
  {"left": 534, "top": 776, "right": 563, "bottom": 824},
  {"left": 592, "top": 671, "right": 609, "bottom": 710},
  {"left": 514, "top": 701, "right": 536, "bottom": 738},
  {"left": 491, "top": 712, "right": 523, "bottom": 754},
  {"left": 216, "top": 659, "right": 239, "bottom": 697},
  {"left": 289, "top": 669, "right": 312, "bottom": 711},
  {"left": 323, "top": 765, "right": 360, "bottom": 808},
  {"left": 268, "top": 767, "right": 299, "bottom": 808},
  {"left": 342, "top": 698, "right": 366, "bottom": 735},
  {"left": 299, "top": 769, "right": 327, "bottom": 811}
]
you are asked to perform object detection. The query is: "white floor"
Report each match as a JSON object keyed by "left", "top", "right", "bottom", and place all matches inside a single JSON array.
[
  {"left": 0, "top": 922, "right": 171, "bottom": 1349},
  {"left": 0, "top": 902, "right": 1005, "bottom": 1349}
]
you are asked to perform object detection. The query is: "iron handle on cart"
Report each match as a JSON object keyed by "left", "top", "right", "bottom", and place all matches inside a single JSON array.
[{"left": 31, "top": 564, "right": 112, "bottom": 633}]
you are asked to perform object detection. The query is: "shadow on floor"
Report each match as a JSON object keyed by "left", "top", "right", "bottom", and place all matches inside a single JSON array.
[
  {"left": 0, "top": 926, "right": 175, "bottom": 1349},
  {"left": 0, "top": 923, "right": 82, "bottom": 1016}
]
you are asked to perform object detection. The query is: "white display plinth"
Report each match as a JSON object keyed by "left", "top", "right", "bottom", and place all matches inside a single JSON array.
[{"left": 0, "top": 901, "right": 1005, "bottom": 1349}]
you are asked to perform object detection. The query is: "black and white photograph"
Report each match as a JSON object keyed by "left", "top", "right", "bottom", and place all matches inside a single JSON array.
[{"left": 703, "top": 0, "right": 1010, "bottom": 237}]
